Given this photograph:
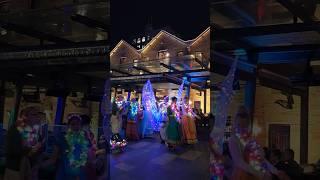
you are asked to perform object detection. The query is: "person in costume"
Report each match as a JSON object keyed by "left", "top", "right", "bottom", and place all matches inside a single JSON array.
[
  {"left": 4, "top": 123, "right": 30, "bottom": 180},
  {"left": 228, "top": 106, "right": 287, "bottom": 180},
  {"left": 159, "top": 96, "right": 169, "bottom": 144},
  {"left": 47, "top": 113, "right": 95, "bottom": 180},
  {"left": 126, "top": 98, "right": 139, "bottom": 140},
  {"left": 165, "top": 97, "right": 180, "bottom": 150},
  {"left": 110, "top": 101, "right": 127, "bottom": 152},
  {"left": 5, "top": 106, "right": 45, "bottom": 180},
  {"left": 81, "top": 114, "right": 98, "bottom": 179},
  {"left": 180, "top": 97, "right": 197, "bottom": 144}
]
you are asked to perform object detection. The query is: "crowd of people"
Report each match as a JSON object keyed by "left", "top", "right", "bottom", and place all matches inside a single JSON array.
[
  {"left": 110, "top": 95, "right": 207, "bottom": 151},
  {"left": 4, "top": 106, "right": 107, "bottom": 180},
  {"left": 210, "top": 106, "right": 308, "bottom": 180}
]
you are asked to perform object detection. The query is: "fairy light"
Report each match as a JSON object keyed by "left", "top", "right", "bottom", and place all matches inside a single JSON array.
[
  {"left": 210, "top": 58, "right": 238, "bottom": 179},
  {"left": 142, "top": 80, "right": 160, "bottom": 131}
]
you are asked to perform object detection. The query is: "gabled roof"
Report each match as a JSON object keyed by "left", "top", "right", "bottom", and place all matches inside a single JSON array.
[
  {"left": 110, "top": 40, "right": 140, "bottom": 56},
  {"left": 139, "top": 30, "right": 188, "bottom": 53},
  {"left": 110, "top": 27, "right": 211, "bottom": 55},
  {"left": 189, "top": 27, "right": 210, "bottom": 47}
]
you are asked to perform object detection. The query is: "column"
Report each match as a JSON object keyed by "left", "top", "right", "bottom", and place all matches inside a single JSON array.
[
  {"left": 204, "top": 90, "right": 207, "bottom": 114},
  {"left": 12, "top": 82, "right": 23, "bottom": 125},
  {"left": 0, "top": 81, "right": 5, "bottom": 150},
  {"left": 54, "top": 96, "right": 67, "bottom": 137},
  {"left": 300, "top": 88, "right": 309, "bottom": 164},
  {"left": 244, "top": 80, "right": 256, "bottom": 120},
  {"left": 127, "top": 90, "right": 131, "bottom": 101}
]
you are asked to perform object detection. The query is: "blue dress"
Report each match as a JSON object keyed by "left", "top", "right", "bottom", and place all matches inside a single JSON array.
[{"left": 55, "top": 132, "right": 89, "bottom": 180}]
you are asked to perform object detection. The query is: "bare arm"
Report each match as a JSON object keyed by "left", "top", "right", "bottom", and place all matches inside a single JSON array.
[{"left": 228, "top": 135, "right": 264, "bottom": 178}]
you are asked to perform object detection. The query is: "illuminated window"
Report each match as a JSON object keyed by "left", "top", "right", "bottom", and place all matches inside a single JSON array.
[
  {"left": 120, "top": 57, "right": 127, "bottom": 64},
  {"left": 133, "top": 59, "right": 138, "bottom": 67},
  {"left": 177, "top": 51, "right": 184, "bottom": 57},
  {"left": 137, "top": 45, "right": 141, "bottom": 49},
  {"left": 142, "top": 37, "right": 146, "bottom": 42},
  {"left": 195, "top": 52, "right": 203, "bottom": 60},
  {"left": 147, "top": 36, "right": 150, "bottom": 40},
  {"left": 142, "top": 45, "right": 145, "bottom": 48},
  {"left": 133, "top": 39, "right": 136, "bottom": 44},
  {"left": 158, "top": 50, "right": 168, "bottom": 59},
  {"left": 137, "top": 38, "right": 141, "bottom": 43}
]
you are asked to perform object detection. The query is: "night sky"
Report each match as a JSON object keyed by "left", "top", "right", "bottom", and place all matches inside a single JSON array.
[{"left": 111, "top": 0, "right": 209, "bottom": 46}]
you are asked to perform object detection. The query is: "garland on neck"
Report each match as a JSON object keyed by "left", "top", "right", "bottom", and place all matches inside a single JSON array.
[
  {"left": 18, "top": 125, "right": 40, "bottom": 147},
  {"left": 65, "top": 129, "right": 89, "bottom": 168}
]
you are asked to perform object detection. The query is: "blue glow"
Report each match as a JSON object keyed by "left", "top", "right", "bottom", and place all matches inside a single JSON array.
[
  {"left": 129, "top": 101, "right": 138, "bottom": 121},
  {"left": 142, "top": 80, "right": 160, "bottom": 131}
]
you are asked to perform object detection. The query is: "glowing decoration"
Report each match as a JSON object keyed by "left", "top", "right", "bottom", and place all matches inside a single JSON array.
[
  {"left": 18, "top": 125, "right": 40, "bottom": 147},
  {"left": 236, "top": 131, "right": 268, "bottom": 173},
  {"left": 65, "top": 130, "right": 89, "bottom": 168},
  {"left": 129, "top": 101, "right": 138, "bottom": 120},
  {"left": 110, "top": 134, "right": 127, "bottom": 150},
  {"left": 175, "top": 79, "right": 185, "bottom": 121},
  {"left": 115, "top": 100, "right": 124, "bottom": 109},
  {"left": 210, "top": 57, "right": 237, "bottom": 153},
  {"left": 142, "top": 80, "right": 160, "bottom": 131},
  {"left": 210, "top": 58, "right": 238, "bottom": 179}
]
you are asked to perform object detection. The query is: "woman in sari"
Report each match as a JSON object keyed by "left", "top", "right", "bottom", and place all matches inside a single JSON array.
[
  {"left": 228, "top": 106, "right": 287, "bottom": 180},
  {"left": 181, "top": 97, "right": 197, "bottom": 144},
  {"left": 166, "top": 97, "right": 180, "bottom": 150},
  {"left": 159, "top": 96, "right": 169, "bottom": 144}
]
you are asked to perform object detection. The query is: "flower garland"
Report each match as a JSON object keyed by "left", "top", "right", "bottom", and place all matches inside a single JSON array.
[
  {"left": 236, "top": 131, "right": 268, "bottom": 173},
  {"left": 129, "top": 101, "right": 138, "bottom": 120},
  {"left": 171, "top": 103, "right": 180, "bottom": 121},
  {"left": 65, "top": 130, "right": 89, "bottom": 168},
  {"left": 18, "top": 125, "right": 40, "bottom": 147}
]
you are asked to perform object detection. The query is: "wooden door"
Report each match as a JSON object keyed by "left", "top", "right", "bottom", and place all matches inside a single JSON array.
[{"left": 269, "top": 124, "right": 290, "bottom": 151}]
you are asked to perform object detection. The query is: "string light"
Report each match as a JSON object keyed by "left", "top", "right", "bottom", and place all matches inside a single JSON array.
[
  {"left": 210, "top": 58, "right": 238, "bottom": 179},
  {"left": 142, "top": 80, "right": 160, "bottom": 131}
]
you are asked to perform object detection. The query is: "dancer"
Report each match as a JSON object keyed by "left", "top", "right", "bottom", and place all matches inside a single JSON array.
[
  {"left": 126, "top": 98, "right": 139, "bottom": 140},
  {"left": 229, "top": 106, "right": 286, "bottom": 180},
  {"left": 159, "top": 96, "right": 169, "bottom": 144},
  {"left": 166, "top": 97, "right": 180, "bottom": 150},
  {"left": 181, "top": 97, "right": 197, "bottom": 144},
  {"left": 110, "top": 101, "right": 127, "bottom": 152}
]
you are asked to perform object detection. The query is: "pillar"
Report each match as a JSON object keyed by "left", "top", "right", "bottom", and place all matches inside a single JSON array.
[
  {"left": 244, "top": 80, "right": 256, "bottom": 120},
  {"left": 12, "top": 82, "right": 23, "bottom": 125},
  {"left": 127, "top": 90, "right": 131, "bottom": 101},
  {"left": 300, "top": 89, "right": 309, "bottom": 164},
  {"left": 54, "top": 96, "right": 66, "bottom": 138},
  {"left": 0, "top": 81, "right": 5, "bottom": 150},
  {"left": 204, "top": 90, "right": 207, "bottom": 114}
]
